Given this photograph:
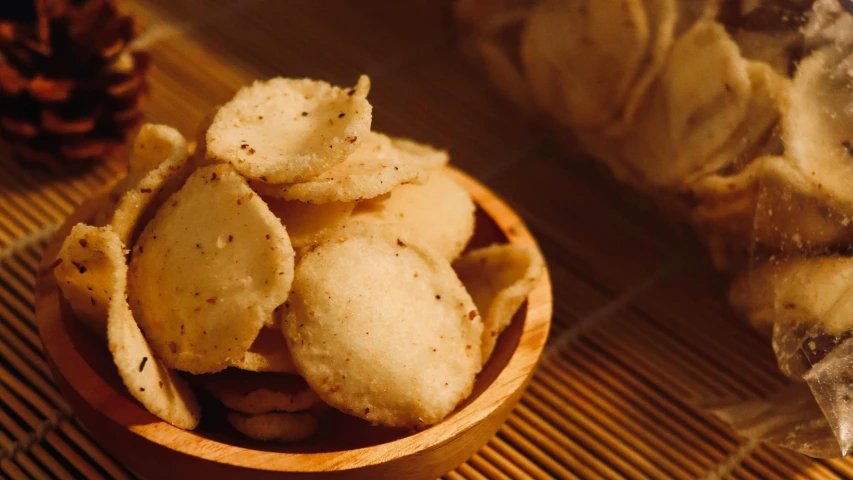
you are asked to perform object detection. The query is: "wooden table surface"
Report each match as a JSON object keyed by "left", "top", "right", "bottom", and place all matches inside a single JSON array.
[{"left": 0, "top": 1, "right": 850, "bottom": 478}]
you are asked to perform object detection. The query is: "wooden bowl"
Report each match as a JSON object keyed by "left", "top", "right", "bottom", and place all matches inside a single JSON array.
[{"left": 34, "top": 168, "right": 553, "bottom": 480}]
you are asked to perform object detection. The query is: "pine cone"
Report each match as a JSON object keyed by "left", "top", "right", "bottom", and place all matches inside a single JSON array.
[{"left": 0, "top": 0, "right": 150, "bottom": 169}]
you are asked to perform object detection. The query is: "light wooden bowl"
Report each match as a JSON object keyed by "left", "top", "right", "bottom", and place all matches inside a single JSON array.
[{"left": 34, "top": 168, "right": 552, "bottom": 480}]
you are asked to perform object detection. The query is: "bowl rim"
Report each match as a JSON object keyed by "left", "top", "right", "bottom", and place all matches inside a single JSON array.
[{"left": 35, "top": 166, "right": 553, "bottom": 473}]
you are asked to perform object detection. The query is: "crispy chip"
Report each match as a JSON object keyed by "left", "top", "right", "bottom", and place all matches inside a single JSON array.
[
  {"left": 454, "top": 244, "right": 545, "bottom": 364},
  {"left": 206, "top": 76, "right": 372, "bottom": 184},
  {"left": 687, "top": 61, "right": 789, "bottom": 183},
  {"left": 109, "top": 124, "right": 193, "bottom": 246},
  {"left": 610, "top": 21, "right": 753, "bottom": 188},
  {"left": 578, "top": 20, "right": 756, "bottom": 190},
  {"left": 659, "top": 21, "right": 751, "bottom": 163},
  {"left": 643, "top": 21, "right": 751, "bottom": 182},
  {"left": 128, "top": 164, "right": 295, "bottom": 374},
  {"left": 730, "top": 257, "right": 853, "bottom": 334},
  {"left": 264, "top": 198, "right": 355, "bottom": 249},
  {"left": 127, "top": 124, "right": 188, "bottom": 187},
  {"left": 388, "top": 136, "right": 449, "bottom": 169},
  {"left": 228, "top": 327, "right": 297, "bottom": 373},
  {"left": 783, "top": 46, "right": 853, "bottom": 209},
  {"left": 90, "top": 225, "right": 202, "bottom": 430},
  {"left": 520, "top": 0, "right": 649, "bottom": 128},
  {"left": 619, "top": 0, "right": 677, "bottom": 127},
  {"left": 283, "top": 224, "right": 482, "bottom": 428},
  {"left": 351, "top": 169, "right": 476, "bottom": 261},
  {"left": 227, "top": 411, "right": 319, "bottom": 442},
  {"left": 54, "top": 224, "right": 121, "bottom": 337},
  {"left": 251, "top": 132, "right": 428, "bottom": 204},
  {"left": 692, "top": 156, "right": 853, "bottom": 269},
  {"left": 202, "top": 370, "right": 320, "bottom": 414},
  {"left": 91, "top": 124, "right": 189, "bottom": 228}
]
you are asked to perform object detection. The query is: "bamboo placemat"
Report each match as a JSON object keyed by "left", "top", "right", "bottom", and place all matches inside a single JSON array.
[{"left": 1, "top": 1, "right": 852, "bottom": 478}]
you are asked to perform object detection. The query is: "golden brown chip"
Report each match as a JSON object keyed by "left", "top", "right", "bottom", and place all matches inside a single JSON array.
[
  {"left": 109, "top": 124, "right": 193, "bottom": 246},
  {"left": 54, "top": 224, "right": 121, "bottom": 337},
  {"left": 691, "top": 156, "right": 853, "bottom": 269},
  {"left": 624, "top": 20, "right": 752, "bottom": 187},
  {"left": 206, "top": 76, "right": 372, "bottom": 184},
  {"left": 228, "top": 327, "right": 298, "bottom": 373},
  {"left": 264, "top": 198, "right": 355, "bottom": 249},
  {"left": 782, "top": 46, "right": 853, "bottom": 211},
  {"left": 251, "top": 132, "right": 428, "bottom": 204},
  {"left": 109, "top": 303, "right": 203, "bottom": 430},
  {"left": 577, "top": 20, "right": 756, "bottom": 191},
  {"left": 619, "top": 0, "right": 677, "bottom": 127},
  {"left": 202, "top": 370, "right": 320, "bottom": 415},
  {"left": 388, "top": 136, "right": 449, "bottom": 169},
  {"left": 90, "top": 124, "right": 189, "bottom": 229},
  {"left": 661, "top": 20, "right": 752, "bottom": 162},
  {"left": 692, "top": 61, "right": 789, "bottom": 180},
  {"left": 520, "top": 0, "right": 649, "bottom": 128},
  {"left": 730, "top": 257, "right": 853, "bottom": 334},
  {"left": 227, "top": 411, "right": 319, "bottom": 442},
  {"left": 85, "top": 225, "right": 202, "bottom": 430},
  {"left": 128, "top": 164, "right": 295, "bottom": 374},
  {"left": 351, "top": 169, "right": 476, "bottom": 261},
  {"left": 283, "top": 223, "right": 482, "bottom": 428},
  {"left": 454, "top": 244, "right": 545, "bottom": 363},
  {"left": 126, "top": 124, "right": 188, "bottom": 187}
]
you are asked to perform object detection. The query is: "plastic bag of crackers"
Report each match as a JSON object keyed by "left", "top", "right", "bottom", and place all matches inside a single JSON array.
[{"left": 456, "top": 0, "right": 853, "bottom": 457}]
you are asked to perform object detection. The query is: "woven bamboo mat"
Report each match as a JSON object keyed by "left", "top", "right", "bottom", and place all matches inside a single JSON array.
[{"left": 1, "top": 1, "right": 852, "bottom": 478}]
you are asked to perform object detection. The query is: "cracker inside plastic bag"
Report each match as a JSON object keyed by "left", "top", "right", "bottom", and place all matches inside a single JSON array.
[{"left": 730, "top": 256, "right": 853, "bottom": 456}]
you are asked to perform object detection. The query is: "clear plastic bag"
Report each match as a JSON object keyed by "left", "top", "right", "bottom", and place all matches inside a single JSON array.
[{"left": 456, "top": 0, "right": 853, "bottom": 456}]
